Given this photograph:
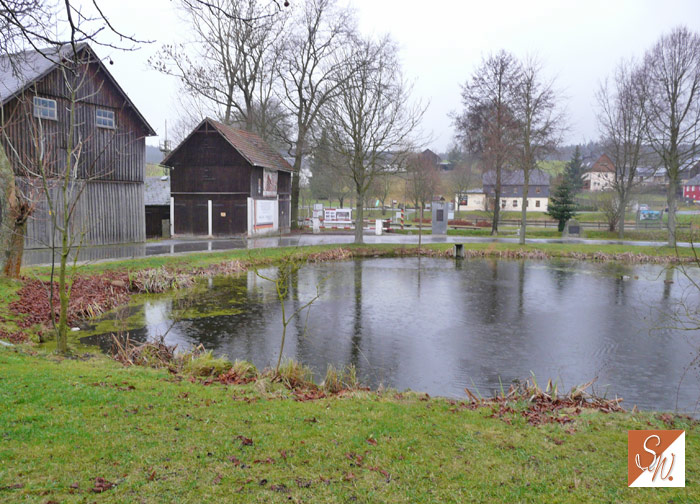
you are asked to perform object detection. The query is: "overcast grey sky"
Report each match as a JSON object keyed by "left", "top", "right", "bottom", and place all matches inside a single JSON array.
[{"left": 92, "top": 0, "right": 700, "bottom": 153}]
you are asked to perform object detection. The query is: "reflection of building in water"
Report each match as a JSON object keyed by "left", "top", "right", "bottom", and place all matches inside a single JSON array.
[{"left": 246, "top": 268, "right": 282, "bottom": 304}]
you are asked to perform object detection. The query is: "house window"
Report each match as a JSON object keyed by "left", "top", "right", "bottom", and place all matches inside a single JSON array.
[
  {"left": 33, "top": 96, "right": 57, "bottom": 120},
  {"left": 536, "top": 187, "right": 541, "bottom": 194},
  {"left": 96, "top": 109, "right": 116, "bottom": 129},
  {"left": 536, "top": 200, "right": 541, "bottom": 207},
  {"left": 513, "top": 199, "right": 518, "bottom": 207},
  {"left": 513, "top": 187, "right": 517, "bottom": 194}
]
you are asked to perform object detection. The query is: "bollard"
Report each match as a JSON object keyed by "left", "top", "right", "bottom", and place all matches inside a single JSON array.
[{"left": 401, "top": 209, "right": 405, "bottom": 230}]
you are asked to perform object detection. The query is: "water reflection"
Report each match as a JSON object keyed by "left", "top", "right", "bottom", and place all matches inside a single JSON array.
[{"left": 82, "top": 258, "right": 700, "bottom": 413}]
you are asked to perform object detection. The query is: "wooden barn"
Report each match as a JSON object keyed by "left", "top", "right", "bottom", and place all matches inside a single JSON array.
[
  {"left": 0, "top": 43, "right": 155, "bottom": 248},
  {"left": 162, "top": 118, "right": 292, "bottom": 237}
]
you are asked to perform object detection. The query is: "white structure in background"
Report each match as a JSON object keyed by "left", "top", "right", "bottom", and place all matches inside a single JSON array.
[
  {"left": 582, "top": 154, "right": 615, "bottom": 191},
  {"left": 455, "top": 190, "right": 487, "bottom": 211}
]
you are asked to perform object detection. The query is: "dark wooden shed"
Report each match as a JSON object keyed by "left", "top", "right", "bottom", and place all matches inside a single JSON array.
[
  {"left": 162, "top": 118, "right": 293, "bottom": 237},
  {"left": 0, "top": 43, "right": 155, "bottom": 248}
]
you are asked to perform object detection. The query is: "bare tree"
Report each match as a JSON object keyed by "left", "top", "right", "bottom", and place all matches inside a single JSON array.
[
  {"left": 597, "top": 59, "right": 649, "bottom": 238},
  {"left": 280, "top": 0, "right": 355, "bottom": 228},
  {"left": 369, "top": 172, "right": 392, "bottom": 215},
  {"left": 454, "top": 50, "right": 521, "bottom": 235},
  {"left": 0, "top": 2, "right": 149, "bottom": 353},
  {"left": 512, "top": 56, "right": 563, "bottom": 244},
  {"left": 323, "top": 35, "right": 425, "bottom": 244},
  {"left": 642, "top": 26, "right": 700, "bottom": 247},
  {"left": 150, "top": 0, "right": 288, "bottom": 141},
  {"left": 406, "top": 153, "right": 440, "bottom": 250}
]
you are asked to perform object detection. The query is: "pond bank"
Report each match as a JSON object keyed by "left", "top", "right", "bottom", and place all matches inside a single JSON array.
[
  {"left": 2, "top": 242, "right": 698, "bottom": 347},
  {"left": 1, "top": 348, "right": 697, "bottom": 503}
]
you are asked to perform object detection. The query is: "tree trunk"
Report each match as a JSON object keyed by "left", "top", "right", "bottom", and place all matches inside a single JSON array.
[
  {"left": 339, "top": 196, "right": 344, "bottom": 208},
  {"left": 519, "top": 171, "right": 529, "bottom": 245},
  {"left": 0, "top": 147, "right": 26, "bottom": 278},
  {"left": 290, "top": 146, "right": 303, "bottom": 229},
  {"left": 492, "top": 187, "right": 501, "bottom": 236},
  {"left": 667, "top": 178, "right": 677, "bottom": 247},
  {"left": 617, "top": 195, "right": 626, "bottom": 239},
  {"left": 56, "top": 236, "right": 70, "bottom": 354},
  {"left": 354, "top": 193, "right": 364, "bottom": 244},
  {"left": 418, "top": 204, "right": 423, "bottom": 252}
]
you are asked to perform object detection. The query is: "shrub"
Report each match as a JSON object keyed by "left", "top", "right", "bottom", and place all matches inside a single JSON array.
[{"left": 180, "top": 349, "right": 232, "bottom": 377}]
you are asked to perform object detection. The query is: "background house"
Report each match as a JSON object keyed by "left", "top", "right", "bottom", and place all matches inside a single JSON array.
[
  {"left": 455, "top": 189, "right": 486, "bottom": 211},
  {"left": 162, "top": 118, "right": 293, "bottom": 237},
  {"left": 482, "top": 169, "right": 550, "bottom": 212},
  {"left": 0, "top": 43, "right": 155, "bottom": 248},
  {"left": 682, "top": 174, "right": 700, "bottom": 202},
  {"left": 582, "top": 154, "right": 615, "bottom": 191}
]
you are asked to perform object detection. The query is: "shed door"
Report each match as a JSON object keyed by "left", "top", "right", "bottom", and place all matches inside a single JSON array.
[{"left": 212, "top": 198, "right": 247, "bottom": 236}]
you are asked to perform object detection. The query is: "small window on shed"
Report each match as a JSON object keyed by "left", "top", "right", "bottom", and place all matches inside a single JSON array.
[
  {"left": 33, "top": 96, "right": 57, "bottom": 120},
  {"left": 96, "top": 109, "right": 116, "bottom": 129}
]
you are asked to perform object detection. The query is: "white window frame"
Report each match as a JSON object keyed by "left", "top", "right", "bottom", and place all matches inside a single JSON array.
[
  {"left": 96, "top": 108, "right": 116, "bottom": 129},
  {"left": 33, "top": 96, "right": 57, "bottom": 121}
]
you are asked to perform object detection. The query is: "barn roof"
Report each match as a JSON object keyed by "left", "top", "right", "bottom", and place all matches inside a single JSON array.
[
  {"left": 163, "top": 118, "right": 293, "bottom": 172},
  {"left": 0, "top": 43, "right": 155, "bottom": 135},
  {"left": 145, "top": 176, "right": 171, "bottom": 206}
]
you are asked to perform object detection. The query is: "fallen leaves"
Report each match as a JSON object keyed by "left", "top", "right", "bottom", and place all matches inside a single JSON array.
[
  {"left": 236, "top": 435, "right": 254, "bottom": 447},
  {"left": 90, "top": 477, "right": 115, "bottom": 493}
]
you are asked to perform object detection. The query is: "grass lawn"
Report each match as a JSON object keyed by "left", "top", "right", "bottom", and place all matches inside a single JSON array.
[{"left": 1, "top": 348, "right": 698, "bottom": 503}]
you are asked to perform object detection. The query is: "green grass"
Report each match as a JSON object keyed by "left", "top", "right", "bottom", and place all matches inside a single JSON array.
[
  {"left": 537, "top": 160, "right": 567, "bottom": 177},
  {"left": 0, "top": 348, "right": 697, "bottom": 503}
]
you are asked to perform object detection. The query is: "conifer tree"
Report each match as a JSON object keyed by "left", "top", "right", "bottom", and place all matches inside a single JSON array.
[{"left": 547, "top": 180, "right": 578, "bottom": 232}]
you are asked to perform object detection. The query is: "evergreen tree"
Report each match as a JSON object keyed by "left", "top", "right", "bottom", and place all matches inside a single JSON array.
[
  {"left": 547, "top": 180, "right": 578, "bottom": 232},
  {"left": 564, "top": 145, "right": 584, "bottom": 193}
]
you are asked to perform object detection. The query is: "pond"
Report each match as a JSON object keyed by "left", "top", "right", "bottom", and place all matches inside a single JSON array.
[{"left": 82, "top": 257, "right": 700, "bottom": 414}]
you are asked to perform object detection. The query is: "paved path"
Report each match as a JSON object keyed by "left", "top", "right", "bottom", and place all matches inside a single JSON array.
[{"left": 22, "top": 232, "right": 692, "bottom": 267}]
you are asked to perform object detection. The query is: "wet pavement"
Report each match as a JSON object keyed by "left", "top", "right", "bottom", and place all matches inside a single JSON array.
[{"left": 22, "top": 232, "right": 692, "bottom": 267}]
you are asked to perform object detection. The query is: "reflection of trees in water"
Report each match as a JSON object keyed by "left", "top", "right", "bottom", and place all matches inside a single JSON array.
[{"left": 350, "top": 258, "right": 363, "bottom": 369}]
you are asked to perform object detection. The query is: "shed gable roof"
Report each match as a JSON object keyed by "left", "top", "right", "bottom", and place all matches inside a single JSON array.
[
  {"left": 162, "top": 118, "right": 293, "bottom": 172},
  {"left": 0, "top": 43, "right": 155, "bottom": 135}
]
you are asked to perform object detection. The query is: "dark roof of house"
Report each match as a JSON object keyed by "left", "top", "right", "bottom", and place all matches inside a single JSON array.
[
  {"left": 0, "top": 43, "right": 155, "bottom": 135},
  {"left": 683, "top": 174, "right": 700, "bottom": 186},
  {"left": 482, "top": 169, "right": 550, "bottom": 186},
  {"left": 163, "top": 118, "right": 293, "bottom": 172},
  {"left": 145, "top": 176, "right": 171, "bottom": 206}
]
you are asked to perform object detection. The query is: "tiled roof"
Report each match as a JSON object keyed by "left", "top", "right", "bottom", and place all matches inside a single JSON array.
[
  {"left": 0, "top": 43, "right": 155, "bottom": 135},
  {"left": 209, "top": 119, "right": 293, "bottom": 172},
  {"left": 683, "top": 174, "right": 700, "bottom": 186},
  {"left": 482, "top": 169, "right": 550, "bottom": 186},
  {"left": 144, "top": 176, "right": 171, "bottom": 206},
  {"left": 0, "top": 45, "right": 74, "bottom": 104}
]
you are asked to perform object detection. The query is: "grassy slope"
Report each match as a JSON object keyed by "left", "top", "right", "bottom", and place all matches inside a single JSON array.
[{"left": 0, "top": 349, "right": 697, "bottom": 503}]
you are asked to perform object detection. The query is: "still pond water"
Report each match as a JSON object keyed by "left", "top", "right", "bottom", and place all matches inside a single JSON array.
[{"left": 83, "top": 258, "right": 700, "bottom": 413}]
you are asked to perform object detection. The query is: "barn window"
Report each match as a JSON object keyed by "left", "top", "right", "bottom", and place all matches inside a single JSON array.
[
  {"left": 33, "top": 96, "right": 57, "bottom": 120},
  {"left": 96, "top": 109, "right": 116, "bottom": 129}
]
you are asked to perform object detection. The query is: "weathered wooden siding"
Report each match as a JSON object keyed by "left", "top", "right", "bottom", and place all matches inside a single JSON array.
[
  {"left": 1, "top": 48, "right": 150, "bottom": 248},
  {"left": 22, "top": 179, "right": 145, "bottom": 249}
]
